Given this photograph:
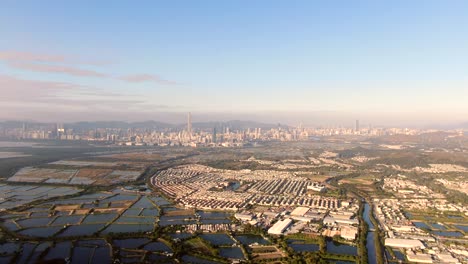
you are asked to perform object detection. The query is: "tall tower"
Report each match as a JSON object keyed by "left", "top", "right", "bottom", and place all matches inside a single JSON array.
[
  {"left": 22, "top": 122, "right": 26, "bottom": 138},
  {"left": 57, "top": 123, "right": 65, "bottom": 139},
  {"left": 355, "top": 120, "right": 360, "bottom": 132},
  {"left": 187, "top": 112, "right": 192, "bottom": 136},
  {"left": 212, "top": 127, "right": 217, "bottom": 144}
]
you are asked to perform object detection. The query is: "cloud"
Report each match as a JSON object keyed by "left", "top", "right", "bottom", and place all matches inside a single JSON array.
[
  {"left": 7, "top": 61, "right": 108, "bottom": 78},
  {"left": 1, "top": 51, "right": 178, "bottom": 83},
  {"left": 0, "top": 74, "right": 78, "bottom": 101},
  {"left": 0, "top": 51, "right": 67, "bottom": 63},
  {"left": 0, "top": 50, "right": 112, "bottom": 65},
  {"left": 0, "top": 75, "right": 176, "bottom": 118},
  {"left": 119, "top": 74, "right": 178, "bottom": 85},
  {"left": 0, "top": 50, "right": 110, "bottom": 78},
  {"left": 77, "top": 91, "right": 130, "bottom": 97}
]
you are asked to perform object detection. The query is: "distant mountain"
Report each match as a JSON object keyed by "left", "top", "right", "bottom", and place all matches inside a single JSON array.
[
  {"left": 67, "top": 120, "right": 285, "bottom": 131},
  {"left": 191, "top": 120, "right": 288, "bottom": 131},
  {"left": 0, "top": 121, "right": 53, "bottom": 129},
  {"left": 67, "top": 121, "right": 175, "bottom": 130},
  {"left": 0, "top": 120, "right": 285, "bottom": 131}
]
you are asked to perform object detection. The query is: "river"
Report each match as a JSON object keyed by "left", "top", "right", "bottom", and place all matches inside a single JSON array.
[{"left": 363, "top": 203, "right": 377, "bottom": 264}]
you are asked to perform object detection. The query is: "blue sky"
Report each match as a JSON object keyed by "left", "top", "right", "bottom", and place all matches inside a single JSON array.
[{"left": 1, "top": 1, "right": 467, "bottom": 125}]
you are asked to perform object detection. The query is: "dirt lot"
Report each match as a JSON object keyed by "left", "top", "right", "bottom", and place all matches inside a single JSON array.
[
  {"left": 76, "top": 168, "right": 112, "bottom": 178},
  {"left": 251, "top": 245, "right": 285, "bottom": 261},
  {"left": 164, "top": 209, "right": 195, "bottom": 216},
  {"left": 252, "top": 252, "right": 285, "bottom": 260},
  {"left": 101, "top": 152, "right": 163, "bottom": 161}
]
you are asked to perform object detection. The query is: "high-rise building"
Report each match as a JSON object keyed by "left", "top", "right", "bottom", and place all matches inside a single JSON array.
[
  {"left": 57, "top": 123, "right": 65, "bottom": 139},
  {"left": 355, "top": 120, "right": 360, "bottom": 132},
  {"left": 212, "top": 127, "right": 217, "bottom": 144},
  {"left": 22, "top": 122, "right": 26, "bottom": 138},
  {"left": 187, "top": 112, "right": 192, "bottom": 136}
]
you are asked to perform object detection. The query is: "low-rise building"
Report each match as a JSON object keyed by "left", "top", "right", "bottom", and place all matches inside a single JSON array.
[
  {"left": 436, "top": 253, "right": 458, "bottom": 263},
  {"left": 406, "top": 252, "right": 433, "bottom": 263},
  {"left": 307, "top": 182, "right": 326, "bottom": 192},
  {"left": 341, "top": 226, "right": 358, "bottom": 240},
  {"left": 268, "top": 218, "right": 293, "bottom": 235},
  {"left": 291, "top": 207, "right": 310, "bottom": 216},
  {"left": 235, "top": 213, "right": 253, "bottom": 221},
  {"left": 385, "top": 238, "right": 425, "bottom": 249}
]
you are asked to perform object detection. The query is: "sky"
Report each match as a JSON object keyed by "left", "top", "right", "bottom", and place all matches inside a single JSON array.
[{"left": 1, "top": 0, "right": 468, "bottom": 126}]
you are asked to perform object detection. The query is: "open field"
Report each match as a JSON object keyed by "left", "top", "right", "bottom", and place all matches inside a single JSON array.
[
  {"left": 185, "top": 236, "right": 218, "bottom": 256},
  {"left": 98, "top": 152, "right": 163, "bottom": 161},
  {"left": 164, "top": 208, "right": 195, "bottom": 217},
  {"left": 7, "top": 160, "right": 144, "bottom": 185},
  {"left": 251, "top": 245, "right": 286, "bottom": 261},
  {"left": 0, "top": 152, "right": 31, "bottom": 159}
]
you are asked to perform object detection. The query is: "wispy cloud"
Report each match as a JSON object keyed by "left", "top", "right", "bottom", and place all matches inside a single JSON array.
[
  {"left": 0, "top": 74, "right": 176, "bottom": 114},
  {"left": 7, "top": 61, "right": 108, "bottom": 78},
  {"left": 0, "top": 51, "right": 67, "bottom": 63},
  {"left": 0, "top": 50, "right": 112, "bottom": 65},
  {"left": 1, "top": 51, "right": 178, "bottom": 84},
  {"left": 0, "top": 74, "right": 78, "bottom": 101},
  {"left": 119, "top": 74, "right": 178, "bottom": 85}
]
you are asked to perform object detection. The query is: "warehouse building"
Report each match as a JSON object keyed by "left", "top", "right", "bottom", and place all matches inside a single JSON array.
[
  {"left": 268, "top": 218, "right": 293, "bottom": 235},
  {"left": 385, "top": 238, "right": 425, "bottom": 249}
]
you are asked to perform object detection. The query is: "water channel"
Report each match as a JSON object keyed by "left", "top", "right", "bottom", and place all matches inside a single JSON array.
[{"left": 363, "top": 203, "right": 377, "bottom": 264}]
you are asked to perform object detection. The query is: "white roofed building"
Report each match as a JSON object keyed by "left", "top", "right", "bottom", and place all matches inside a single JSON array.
[
  {"left": 268, "top": 218, "right": 293, "bottom": 235},
  {"left": 385, "top": 238, "right": 425, "bottom": 249}
]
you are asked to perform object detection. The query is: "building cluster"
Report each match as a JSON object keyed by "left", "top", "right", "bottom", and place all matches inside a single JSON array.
[
  {"left": 321, "top": 206, "right": 359, "bottom": 240},
  {"left": 247, "top": 179, "right": 309, "bottom": 196},
  {"left": 436, "top": 178, "right": 468, "bottom": 194},
  {"left": 375, "top": 196, "right": 466, "bottom": 262},
  {"left": 375, "top": 199, "right": 412, "bottom": 227},
  {"left": 382, "top": 176, "right": 467, "bottom": 213},
  {"left": 382, "top": 175, "right": 444, "bottom": 199},
  {"left": 245, "top": 156, "right": 354, "bottom": 171},
  {"left": 233, "top": 202, "right": 358, "bottom": 242},
  {"left": 184, "top": 223, "right": 236, "bottom": 233},
  {"left": 2, "top": 116, "right": 459, "bottom": 148},
  {"left": 152, "top": 162, "right": 360, "bottom": 242},
  {"left": 0, "top": 123, "right": 82, "bottom": 140},
  {"left": 250, "top": 195, "right": 340, "bottom": 209},
  {"left": 367, "top": 171, "right": 467, "bottom": 263},
  {"left": 151, "top": 165, "right": 343, "bottom": 211},
  {"left": 290, "top": 207, "right": 325, "bottom": 222}
]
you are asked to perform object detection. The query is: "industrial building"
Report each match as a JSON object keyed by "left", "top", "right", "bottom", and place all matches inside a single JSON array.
[
  {"left": 234, "top": 213, "right": 253, "bottom": 221},
  {"left": 406, "top": 252, "right": 433, "bottom": 263},
  {"left": 291, "top": 207, "right": 310, "bottom": 216},
  {"left": 307, "top": 182, "right": 326, "bottom": 192},
  {"left": 340, "top": 226, "right": 358, "bottom": 240},
  {"left": 268, "top": 218, "right": 293, "bottom": 235},
  {"left": 385, "top": 238, "right": 425, "bottom": 249}
]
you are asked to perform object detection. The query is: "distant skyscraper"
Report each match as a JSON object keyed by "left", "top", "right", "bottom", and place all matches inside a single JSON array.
[
  {"left": 22, "top": 122, "right": 26, "bottom": 138},
  {"left": 57, "top": 123, "right": 65, "bottom": 138},
  {"left": 212, "top": 127, "right": 217, "bottom": 144},
  {"left": 187, "top": 112, "right": 192, "bottom": 135},
  {"left": 355, "top": 120, "right": 360, "bottom": 132}
]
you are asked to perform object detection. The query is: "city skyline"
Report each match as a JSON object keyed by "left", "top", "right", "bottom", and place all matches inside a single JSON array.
[
  {"left": 1, "top": 1, "right": 468, "bottom": 125},
  {"left": 1, "top": 113, "right": 447, "bottom": 146},
  {"left": 0, "top": 2, "right": 467, "bottom": 263},
  {"left": 1, "top": 111, "right": 467, "bottom": 129}
]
